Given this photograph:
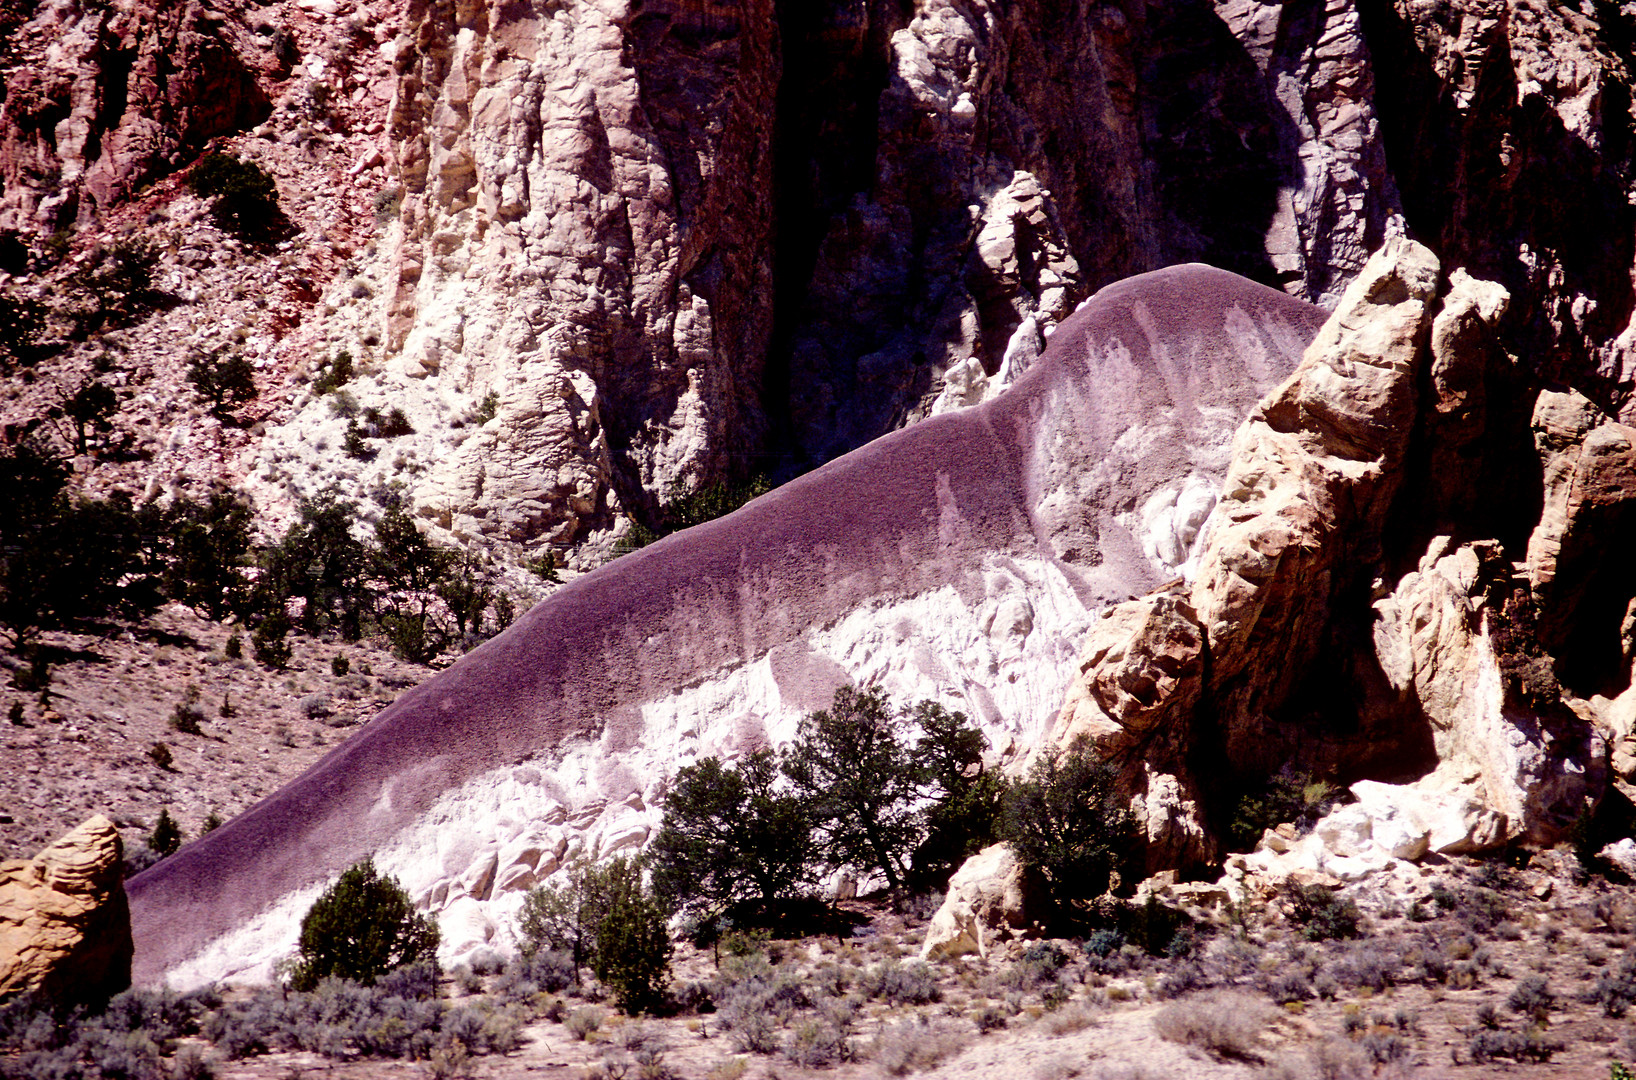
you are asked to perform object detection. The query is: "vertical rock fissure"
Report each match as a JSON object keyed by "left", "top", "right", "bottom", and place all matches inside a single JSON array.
[{"left": 762, "top": 0, "right": 902, "bottom": 476}]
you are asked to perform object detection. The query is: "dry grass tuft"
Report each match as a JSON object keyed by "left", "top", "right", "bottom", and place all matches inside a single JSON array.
[
  {"left": 1152, "top": 991, "right": 1274, "bottom": 1061},
  {"left": 869, "top": 1017, "right": 969, "bottom": 1075},
  {"left": 1040, "top": 1000, "right": 1101, "bottom": 1036}
]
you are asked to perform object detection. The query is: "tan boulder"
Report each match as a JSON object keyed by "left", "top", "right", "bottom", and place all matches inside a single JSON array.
[
  {"left": 1194, "top": 235, "right": 1439, "bottom": 709},
  {"left": 919, "top": 843, "right": 1030, "bottom": 961},
  {"left": 1049, "top": 592, "right": 1211, "bottom": 869},
  {"left": 0, "top": 815, "right": 131, "bottom": 1004},
  {"left": 1056, "top": 593, "right": 1204, "bottom": 743}
]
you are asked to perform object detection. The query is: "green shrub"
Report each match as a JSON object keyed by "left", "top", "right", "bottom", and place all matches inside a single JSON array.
[
  {"left": 51, "top": 379, "right": 118, "bottom": 456},
  {"left": 148, "top": 809, "right": 182, "bottom": 856},
  {"left": 67, "top": 241, "right": 164, "bottom": 333},
  {"left": 378, "top": 406, "right": 414, "bottom": 437},
  {"left": 908, "top": 700, "right": 1004, "bottom": 888},
  {"left": 651, "top": 750, "right": 816, "bottom": 920},
  {"left": 1468, "top": 1027, "right": 1560, "bottom": 1063},
  {"left": 148, "top": 742, "right": 174, "bottom": 771},
  {"left": 860, "top": 960, "right": 942, "bottom": 1005},
  {"left": 784, "top": 686, "right": 923, "bottom": 892},
  {"left": 289, "top": 859, "right": 439, "bottom": 991},
  {"left": 591, "top": 856, "right": 672, "bottom": 1014},
  {"left": 343, "top": 419, "right": 373, "bottom": 460},
  {"left": 0, "top": 293, "right": 51, "bottom": 369},
  {"left": 312, "top": 350, "right": 354, "bottom": 395},
  {"left": 186, "top": 350, "right": 258, "bottom": 422},
  {"left": 519, "top": 862, "right": 609, "bottom": 979},
  {"left": 998, "top": 737, "right": 1138, "bottom": 909},
  {"left": 189, "top": 153, "right": 282, "bottom": 239},
  {"left": 436, "top": 554, "right": 492, "bottom": 638},
  {"left": 1507, "top": 974, "right": 1555, "bottom": 1022},
  {"left": 1287, "top": 883, "right": 1361, "bottom": 941},
  {"left": 169, "top": 701, "right": 204, "bottom": 735},
  {"left": 260, "top": 492, "right": 372, "bottom": 640},
  {"left": 0, "top": 441, "right": 159, "bottom": 647},
  {"left": 251, "top": 607, "right": 292, "bottom": 669},
  {"left": 1587, "top": 954, "right": 1636, "bottom": 1017},
  {"left": 382, "top": 611, "right": 439, "bottom": 664},
  {"left": 612, "top": 475, "right": 772, "bottom": 557},
  {"left": 1225, "top": 765, "right": 1340, "bottom": 851},
  {"left": 373, "top": 186, "right": 402, "bottom": 224}
]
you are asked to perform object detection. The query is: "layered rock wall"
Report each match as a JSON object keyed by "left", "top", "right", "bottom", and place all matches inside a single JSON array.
[{"left": 0, "top": 815, "right": 131, "bottom": 1005}]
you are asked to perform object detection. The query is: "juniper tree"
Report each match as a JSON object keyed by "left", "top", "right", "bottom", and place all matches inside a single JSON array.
[
  {"left": 999, "top": 737, "right": 1139, "bottom": 904},
  {"left": 290, "top": 858, "right": 439, "bottom": 991},
  {"left": 784, "top": 685, "right": 922, "bottom": 892},
  {"left": 649, "top": 750, "right": 816, "bottom": 919},
  {"left": 186, "top": 350, "right": 257, "bottom": 422}
]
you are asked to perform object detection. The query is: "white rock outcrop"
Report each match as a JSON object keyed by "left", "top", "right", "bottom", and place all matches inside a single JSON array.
[
  {"left": 920, "top": 843, "right": 1028, "bottom": 961},
  {"left": 1224, "top": 780, "right": 1504, "bottom": 895}
]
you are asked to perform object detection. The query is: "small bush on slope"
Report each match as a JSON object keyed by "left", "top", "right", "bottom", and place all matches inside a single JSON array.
[
  {"left": 1153, "top": 991, "right": 1273, "bottom": 1061},
  {"left": 289, "top": 859, "right": 439, "bottom": 991},
  {"left": 188, "top": 153, "right": 283, "bottom": 240}
]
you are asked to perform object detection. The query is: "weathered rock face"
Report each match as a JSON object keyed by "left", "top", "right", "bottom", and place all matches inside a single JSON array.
[
  {"left": 378, "top": 0, "right": 781, "bottom": 548},
  {"left": 1194, "top": 234, "right": 1439, "bottom": 739},
  {"left": 1047, "top": 235, "right": 1625, "bottom": 873},
  {"left": 1046, "top": 237, "right": 1444, "bottom": 870},
  {"left": 127, "top": 264, "right": 1325, "bottom": 986},
  {"left": 1052, "top": 590, "right": 1210, "bottom": 871},
  {"left": 1374, "top": 536, "right": 1603, "bottom": 844},
  {"left": 1359, "top": 0, "right": 1636, "bottom": 394},
  {"left": 1525, "top": 389, "right": 1636, "bottom": 693},
  {"left": 0, "top": 815, "right": 131, "bottom": 1005},
  {"left": 0, "top": 0, "right": 271, "bottom": 233}
]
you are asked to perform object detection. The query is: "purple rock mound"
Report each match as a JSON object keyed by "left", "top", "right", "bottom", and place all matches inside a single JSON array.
[{"left": 128, "top": 265, "right": 1325, "bottom": 985}]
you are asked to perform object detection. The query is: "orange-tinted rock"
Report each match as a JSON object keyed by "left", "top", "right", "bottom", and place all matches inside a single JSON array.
[{"left": 0, "top": 815, "right": 132, "bottom": 1005}]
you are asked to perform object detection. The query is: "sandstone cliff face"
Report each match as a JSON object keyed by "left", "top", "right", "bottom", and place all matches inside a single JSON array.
[
  {"left": 4, "top": 0, "right": 1636, "bottom": 558},
  {"left": 287, "top": 0, "right": 1636, "bottom": 549},
  {"left": 0, "top": 815, "right": 131, "bottom": 1005},
  {"left": 1051, "top": 238, "right": 1627, "bottom": 879},
  {"left": 377, "top": 0, "right": 780, "bottom": 548},
  {"left": 1054, "top": 236, "right": 1443, "bottom": 870}
]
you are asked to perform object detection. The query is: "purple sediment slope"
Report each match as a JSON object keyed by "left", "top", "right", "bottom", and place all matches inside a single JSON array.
[{"left": 128, "top": 264, "right": 1325, "bottom": 983}]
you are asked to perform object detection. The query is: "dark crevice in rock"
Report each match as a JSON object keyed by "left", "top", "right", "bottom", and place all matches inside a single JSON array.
[
  {"left": 1357, "top": 0, "right": 1636, "bottom": 397},
  {"left": 762, "top": 0, "right": 903, "bottom": 478}
]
